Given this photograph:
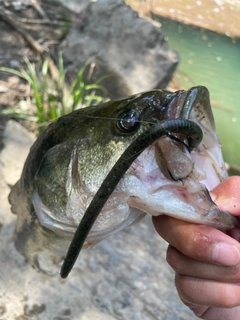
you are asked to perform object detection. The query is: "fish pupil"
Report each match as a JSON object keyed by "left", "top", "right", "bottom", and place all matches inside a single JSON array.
[{"left": 117, "top": 110, "right": 140, "bottom": 133}]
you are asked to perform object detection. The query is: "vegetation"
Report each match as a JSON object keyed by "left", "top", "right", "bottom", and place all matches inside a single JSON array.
[{"left": 0, "top": 53, "right": 107, "bottom": 133}]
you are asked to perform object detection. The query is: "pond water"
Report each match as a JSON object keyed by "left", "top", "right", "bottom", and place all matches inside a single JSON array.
[{"left": 157, "top": 16, "right": 240, "bottom": 167}]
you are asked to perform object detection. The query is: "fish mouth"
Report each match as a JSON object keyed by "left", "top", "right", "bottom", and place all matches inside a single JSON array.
[
  {"left": 146, "top": 85, "right": 228, "bottom": 189},
  {"left": 136, "top": 86, "right": 227, "bottom": 188}
]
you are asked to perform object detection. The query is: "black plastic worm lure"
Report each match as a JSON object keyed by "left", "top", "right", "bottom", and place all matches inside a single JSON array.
[{"left": 60, "top": 119, "right": 203, "bottom": 278}]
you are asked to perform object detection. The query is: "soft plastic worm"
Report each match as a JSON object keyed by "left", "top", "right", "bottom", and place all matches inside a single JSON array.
[{"left": 60, "top": 119, "right": 203, "bottom": 278}]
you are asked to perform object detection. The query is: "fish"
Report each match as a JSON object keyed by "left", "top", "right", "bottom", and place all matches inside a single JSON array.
[{"left": 9, "top": 85, "right": 238, "bottom": 276}]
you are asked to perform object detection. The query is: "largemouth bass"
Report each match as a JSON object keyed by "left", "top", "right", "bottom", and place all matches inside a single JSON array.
[{"left": 9, "top": 86, "right": 237, "bottom": 276}]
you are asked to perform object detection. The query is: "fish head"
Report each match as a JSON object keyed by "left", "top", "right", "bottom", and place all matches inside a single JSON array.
[{"left": 31, "top": 86, "right": 237, "bottom": 250}]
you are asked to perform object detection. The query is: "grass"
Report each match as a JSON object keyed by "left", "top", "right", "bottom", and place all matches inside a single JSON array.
[{"left": 0, "top": 53, "right": 107, "bottom": 133}]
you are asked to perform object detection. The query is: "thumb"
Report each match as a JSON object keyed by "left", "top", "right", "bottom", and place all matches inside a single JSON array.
[{"left": 210, "top": 176, "right": 240, "bottom": 216}]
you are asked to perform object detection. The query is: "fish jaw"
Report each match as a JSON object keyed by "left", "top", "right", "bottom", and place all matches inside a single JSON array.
[
  {"left": 126, "top": 180, "right": 237, "bottom": 231},
  {"left": 113, "top": 141, "right": 237, "bottom": 231}
]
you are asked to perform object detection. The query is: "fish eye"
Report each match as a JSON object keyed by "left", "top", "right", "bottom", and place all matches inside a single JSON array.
[{"left": 116, "top": 110, "right": 140, "bottom": 134}]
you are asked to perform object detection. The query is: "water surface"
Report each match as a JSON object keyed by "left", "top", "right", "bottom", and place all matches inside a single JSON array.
[{"left": 158, "top": 17, "right": 240, "bottom": 166}]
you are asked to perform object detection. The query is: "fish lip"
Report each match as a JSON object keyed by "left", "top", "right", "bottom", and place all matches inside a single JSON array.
[
  {"left": 203, "top": 207, "right": 239, "bottom": 230},
  {"left": 146, "top": 86, "right": 210, "bottom": 122},
  {"left": 180, "top": 86, "right": 210, "bottom": 119}
]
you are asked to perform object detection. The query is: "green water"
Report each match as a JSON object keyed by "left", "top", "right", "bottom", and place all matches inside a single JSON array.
[{"left": 158, "top": 17, "right": 240, "bottom": 166}]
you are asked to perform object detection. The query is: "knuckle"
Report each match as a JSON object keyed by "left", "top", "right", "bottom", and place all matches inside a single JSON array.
[
  {"left": 166, "top": 246, "right": 183, "bottom": 272},
  {"left": 217, "top": 286, "right": 240, "bottom": 308},
  {"left": 175, "top": 275, "right": 194, "bottom": 304},
  {"left": 175, "top": 274, "right": 240, "bottom": 308}
]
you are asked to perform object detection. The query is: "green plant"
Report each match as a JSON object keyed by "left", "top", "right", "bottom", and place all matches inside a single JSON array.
[{"left": 0, "top": 53, "right": 107, "bottom": 133}]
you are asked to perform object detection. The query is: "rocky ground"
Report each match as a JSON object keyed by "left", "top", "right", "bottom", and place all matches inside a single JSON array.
[{"left": 0, "top": 120, "right": 198, "bottom": 320}]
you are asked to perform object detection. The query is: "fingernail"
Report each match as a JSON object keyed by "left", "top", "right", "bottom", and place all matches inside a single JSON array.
[{"left": 211, "top": 242, "right": 240, "bottom": 266}]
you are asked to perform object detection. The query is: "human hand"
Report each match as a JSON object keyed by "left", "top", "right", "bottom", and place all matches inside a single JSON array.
[{"left": 152, "top": 176, "right": 240, "bottom": 320}]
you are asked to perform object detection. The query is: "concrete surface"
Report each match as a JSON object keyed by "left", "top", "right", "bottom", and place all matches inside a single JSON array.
[{"left": 0, "top": 120, "right": 198, "bottom": 319}]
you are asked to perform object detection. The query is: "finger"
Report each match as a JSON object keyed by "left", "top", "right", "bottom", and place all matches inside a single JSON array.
[
  {"left": 152, "top": 215, "right": 240, "bottom": 266},
  {"left": 210, "top": 175, "right": 240, "bottom": 243},
  {"left": 175, "top": 273, "right": 240, "bottom": 308},
  {"left": 167, "top": 245, "right": 240, "bottom": 282},
  {"left": 198, "top": 306, "right": 240, "bottom": 320},
  {"left": 210, "top": 176, "right": 240, "bottom": 215},
  {"left": 180, "top": 303, "right": 240, "bottom": 320},
  {"left": 228, "top": 227, "right": 240, "bottom": 242}
]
